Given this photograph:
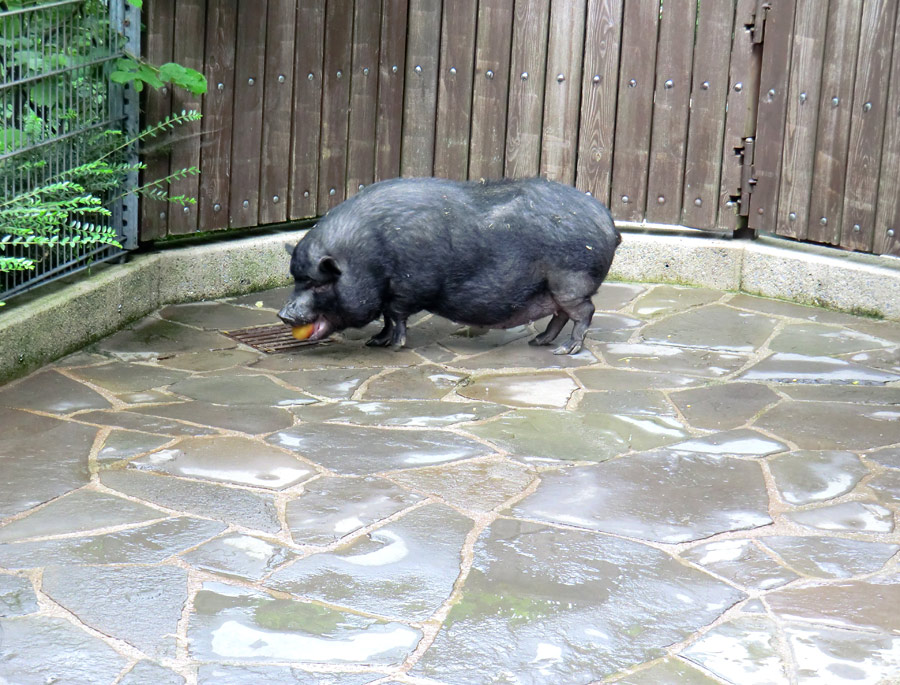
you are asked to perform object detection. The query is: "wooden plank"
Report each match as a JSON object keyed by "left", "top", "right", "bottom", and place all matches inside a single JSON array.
[
  {"left": 609, "top": 1, "right": 659, "bottom": 222},
  {"left": 875, "top": 7, "right": 900, "bottom": 256},
  {"left": 806, "top": 0, "right": 863, "bottom": 243},
  {"left": 166, "top": 0, "right": 206, "bottom": 235},
  {"left": 228, "top": 0, "right": 267, "bottom": 228},
  {"left": 645, "top": 0, "right": 697, "bottom": 224},
  {"left": 504, "top": 0, "right": 550, "bottom": 179},
  {"left": 346, "top": 0, "right": 382, "bottom": 196},
  {"left": 198, "top": 0, "right": 237, "bottom": 233},
  {"left": 289, "top": 0, "right": 326, "bottom": 219},
  {"left": 432, "top": 0, "right": 477, "bottom": 180},
  {"left": 139, "top": 0, "right": 174, "bottom": 241},
  {"left": 317, "top": 0, "right": 354, "bottom": 212},
  {"left": 374, "top": 0, "right": 409, "bottom": 182},
  {"left": 840, "top": 0, "right": 897, "bottom": 252},
  {"left": 540, "top": 0, "right": 586, "bottom": 185},
  {"left": 774, "top": 0, "right": 827, "bottom": 240},
  {"left": 258, "top": 0, "right": 297, "bottom": 225},
  {"left": 574, "top": 0, "right": 623, "bottom": 204},
  {"left": 717, "top": 0, "right": 759, "bottom": 231},
  {"left": 400, "top": 0, "right": 442, "bottom": 177},
  {"left": 747, "top": 0, "right": 796, "bottom": 231},
  {"left": 680, "top": 0, "right": 734, "bottom": 230},
  {"left": 469, "top": 0, "right": 514, "bottom": 180}
]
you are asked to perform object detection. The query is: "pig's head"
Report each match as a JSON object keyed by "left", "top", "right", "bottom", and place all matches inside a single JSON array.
[{"left": 278, "top": 233, "right": 383, "bottom": 340}]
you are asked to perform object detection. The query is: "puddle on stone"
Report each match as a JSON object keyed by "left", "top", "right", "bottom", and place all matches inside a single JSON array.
[
  {"left": 97, "top": 317, "right": 237, "bottom": 360},
  {"left": 0, "top": 370, "right": 110, "bottom": 414},
  {"left": 276, "top": 368, "right": 380, "bottom": 399},
  {"left": 641, "top": 304, "right": 778, "bottom": 353},
  {"left": 760, "top": 536, "right": 899, "bottom": 579},
  {"left": 361, "top": 365, "right": 465, "bottom": 400},
  {"left": 0, "top": 574, "right": 38, "bottom": 616},
  {"left": 585, "top": 313, "right": 644, "bottom": 342},
  {"left": 268, "top": 424, "right": 489, "bottom": 475},
  {"left": 197, "top": 664, "right": 384, "bottom": 684},
  {"left": 755, "top": 401, "right": 900, "bottom": 450},
  {"left": 574, "top": 367, "right": 705, "bottom": 390},
  {"left": 598, "top": 342, "right": 747, "bottom": 378},
  {"left": 120, "top": 661, "right": 185, "bottom": 685},
  {"left": 0, "top": 615, "right": 128, "bottom": 683},
  {"left": 787, "top": 501, "right": 894, "bottom": 533},
  {"left": 513, "top": 453, "right": 771, "bottom": 543},
  {"left": 680, "top": 616, "right": 786, "bottom": 685},
  {"left": 101, "top": 469, "right": 281, "bottom": 533},
  {"left": 189, "top": 582, "right": 421, "bottom": 664},
  {"left": 670, "top": 429, "right": 787, "bottom": 458},
  {"left": 577, "top": 389, "right": 676, "bottom": 417},
  {"left": 681, "top": 539, "right": 797, "bottom": 590},
  {"left": 293, "top": 399, "right": 505, "bottom": 428},
  {"left": 468, "top": 409, "right": 688, "bottom": 464},
  {"left": 286, "top": 476, "right": 422, "bottom": 545},
  {"left": 169, "top": 374, "right": 317, "bottom": 407},
  {"left": 616, "top": 657, "right": 721, "bottom": 684},
  {"left": 769, "top": 322, "right": 894, "bottom": 356},
  {"left": 269, "top": 504, "right": 470, "bottom": 621},
  {"left": 768, "top": 450, "right": 868, "bottom": 504},
  {"left": 184, "top": 533, "right": 298, "bottom": 581},
  {"left": 132, "top": 437, "right": 315, "bottom": 490},
  {"left": 785, "top": 622, "right": 900, "bottom": 684},
  {"left": 740, "top": 352, "right": 899, "bottom": 384},
  {"left": 0, "top": 489, "right": 165, "bottom": 542},
  {"left": 160, "top": 301, "right": 277, "bottom": 330},
  {"left": 669, "top": 383, "right": 780, "bottom": 431},
  {"left": 131, "top": 400, "right": 294, "bottom": 435},
  {"left": 456, "top": 372, "right": 578, "bottom": 408},
  {"left": 593, "top": 282, "right": 647, "bottom": 311},
  {"left": 68, "top": 361, "right": 189, "bottom": 394},
  {"left": 631, "top": 285, "right": 723, "bottom": 317},
  {"left": 42, "top": 564, "right": 188, "bottom": 659},
  {"left": 413, "top": 518, "right": 744, "bottom": 682}
]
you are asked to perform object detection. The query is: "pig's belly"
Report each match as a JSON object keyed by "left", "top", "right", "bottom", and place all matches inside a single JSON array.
[{"left": 432, "top": 294, "right": 558, "bottom": 329}]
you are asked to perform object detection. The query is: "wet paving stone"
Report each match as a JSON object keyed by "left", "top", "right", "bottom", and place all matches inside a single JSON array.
[
  {"left": 584, "top": 312, "right": 644, "bottom": 342},
  {"left": 41, "top": 565, "right": 188, "bottom": 659},
  {"left": 787, "top": 501, "right": 894, "bottom": 533},
  {"left": 0, "top": 615, "right": 128, "bottom": 683},
  {"left": 101, "top": 469, "right": 282, "bottom": 533},
  {"left": 641, "top": 304, "right": 778, "bottom": 352},
  {"left": 760, "top": 536, "right": 899, "bottom": 579},
  {"left": 360, "top": 364, "right": 465, "bottom": 400},
  {"left": 780, "top": 382, "right": 900, "bottom": 404},
  {"left": 670, "top": 428, "right": 787, "bottom": 457},
  {"left": 768, "top": 450, "right": 868, "bottom": 504},
  {"left": 156, "top": 348, "right": 261, "bottom": 372},
  {"left": 574, "top": 367, "right": 705, "bottom": 390},
  {"left": 0, "top": 574, "right": 38, "bottom": 616},
  {"left": 68, "top": 361, "right": 189, "bottom": 393},
  {"left": 681, "top": 539, "right": 798, "bottom": 590},
  {"left": 131, "top": 437, "right": 315, "bottom": 489},
  {"left": 248, "top": 341, "right": 421, "bottom": 372},
  {"left": 597, "top": 342, "right": 748, "bottom": 378},
  {"left": 756, "top": 401, "right": 900, "bottom": 450},
  {"left": 189, "top": 582, "right": 422, "bottom": 664},
  {"left": 197, "top": 665, "right": 385, "bottom": 684},
  {"left": 593, "top": 282, "right": 647, "bottom": 310},
  {"left": 868, "top": 469, "right": 900, "bottom": 506},
  {"left": 616, "top": 657, "right": 721, "bottom": 684},
  {"left": 76, "top": 409, "right": 219, "bottom": 437},
  {"left": 159, "top": 301, "right": 277, "bottom": 330},
  {"left": 844, "top": 346, "right": 900, "bottom": 375},
  {"left": 576, "top": 389, "right": 676, "bottom": 416},
  {"left": 0, "top": 489, "right": 165, "bottom": 542},
  {"left": 439, "top": 325, "right": 532, "bottom": 356},
  {"left": 227, "top": 286, "right": 292, "bottom": 310},
  {"left": 389, "top": 459, "right": 535, "bottom": 512},
  {"left": 116, "top": 389, "right": 177, "bottom": 405},
  {"left": 456, "top": 372, "right": 578, "bottom": 408},
  {"left": 728, "top": 293, "right": 857, "bottom": 323},
  {"left": 131, "top": 400, "right": 295, "bottom": 434},
  {"left": 631, "top": 285, "right": 723, "bottom": 317},
  {"left": 286, "top": 477, "right": 421, "bottom": 545},
  {"left": 119, "top": 661, "right": 186, "bottom": 685},
  {"left": 868, "top": 446, "right": 900, "bottom": 469},
  {"left": 0, "top": 369, "right": 110, "bottom": 414},
  {"left": 513, "top": 452, "right": 771, "bottom": 543},
  {"left": 769, "top": 322, "right": 894, "bottom": 356},
  {"left": 413, "top": 518, "right": 744, "bottom": 682},
  {"left": 276, "top": 368, "right": 380, "bottom": 399},
  {"left": 680, "top": 616, "right": 787, "bottom": 685},
  {"left": 168, "top": 374, "right": 316, "bottom": 407},
  {"left": 785, "top": 622, "right": 900, "bottom": 684},
  {"left": 670, "top": 382, "right": 780, "bottom": 431},
  {"left": 293, "top": 399, "right": 505, "bottom": 428},
  {"left": 269, "top": 424, "right": 490, "bottom": 474},
  {"left": 184, "top": 533, "right": 298, "bottom": 581},
  {"left": 0, "top": 517, "right": 225, "bottom": 568},
  {"left": 740, "top": 352, "right": 900, "bottom": 384},
  {"left": 97, "top": 317, "right": 237, "bottom": 360},
  {"left": 268, "top": 504, "right": 470, "bottom": 621},
  {"left": 469, "top": 409, "right": 688, "bottom": 464},
  {"left": 449, "top": 342, "right": 599, "bottom": 370}
]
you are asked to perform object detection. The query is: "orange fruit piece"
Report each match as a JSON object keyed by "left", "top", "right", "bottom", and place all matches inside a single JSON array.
[{"left": 291, "top": 323, "right": 315, "bottom": 340}]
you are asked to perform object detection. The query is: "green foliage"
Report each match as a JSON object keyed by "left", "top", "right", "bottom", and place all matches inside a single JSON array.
[{"left": 110, "top": 58, "right": 207, "bottom": 95}]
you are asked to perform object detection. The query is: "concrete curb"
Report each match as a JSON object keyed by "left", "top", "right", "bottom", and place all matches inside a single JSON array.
[{"left": 1, "top": 230, "right": 899, "bottom": 383}]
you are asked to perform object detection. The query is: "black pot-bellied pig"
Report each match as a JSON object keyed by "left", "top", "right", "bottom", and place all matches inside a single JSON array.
[{"left": 278, "top": 177, "right": 621, "bottom": 355}]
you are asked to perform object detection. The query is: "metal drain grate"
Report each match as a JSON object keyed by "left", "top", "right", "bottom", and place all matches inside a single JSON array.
[{"left": 224, "top": 324, "right": 321, "bottom": 353}]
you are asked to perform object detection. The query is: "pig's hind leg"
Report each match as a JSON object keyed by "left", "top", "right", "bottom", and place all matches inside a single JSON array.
[{"left": 546, "top": 272, "right": 598, "bottom": 355}]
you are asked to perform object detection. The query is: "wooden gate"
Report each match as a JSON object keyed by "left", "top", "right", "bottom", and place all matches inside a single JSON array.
[{"left": 141, "top": 0, "right": 900, "bottom": 257}]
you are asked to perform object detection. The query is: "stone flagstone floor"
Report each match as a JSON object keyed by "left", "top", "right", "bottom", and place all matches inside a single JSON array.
[{"left": 1, "top": 282, "right": 899, "bottom": 684}]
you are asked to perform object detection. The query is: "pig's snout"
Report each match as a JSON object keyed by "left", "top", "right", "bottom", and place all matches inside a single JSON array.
[{"left": 278, "top": 300, "right": 306, "bottom": 327}]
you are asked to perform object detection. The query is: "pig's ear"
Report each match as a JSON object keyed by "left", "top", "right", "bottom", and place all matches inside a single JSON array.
[
  {"left": 318, "top": 255, "right": 342, "bottom": 278},
  {"left": 284, "top": 242, "right": 295, "bottom": 256}
]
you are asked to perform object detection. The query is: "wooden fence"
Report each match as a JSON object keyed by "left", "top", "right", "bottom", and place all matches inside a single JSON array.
[{"left": 141, "top": 0, "right": 900, "bottom": 257}]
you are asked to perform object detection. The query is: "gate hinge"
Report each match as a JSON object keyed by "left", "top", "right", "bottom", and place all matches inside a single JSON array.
[
  {"left": 751, "top": 0, "right": 771, "bottom": 44},
  {"left": 738, "top": 136, "right": 757, "bottom": 217}
]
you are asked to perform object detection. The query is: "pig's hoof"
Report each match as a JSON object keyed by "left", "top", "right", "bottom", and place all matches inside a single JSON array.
[
  {"left": 366, "top": 335, "right": 392, "bottom": 347},
  {"left": 552, "top": 340, "right": 582, "bottom": 355}
]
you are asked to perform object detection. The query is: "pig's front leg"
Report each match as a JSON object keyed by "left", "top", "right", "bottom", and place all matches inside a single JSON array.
[
  {"left": 529, "top": 312, "right": 569, "bottom": 347},
  {"left": 365, "top": 312, "right": 395, "bottom": 347}
]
